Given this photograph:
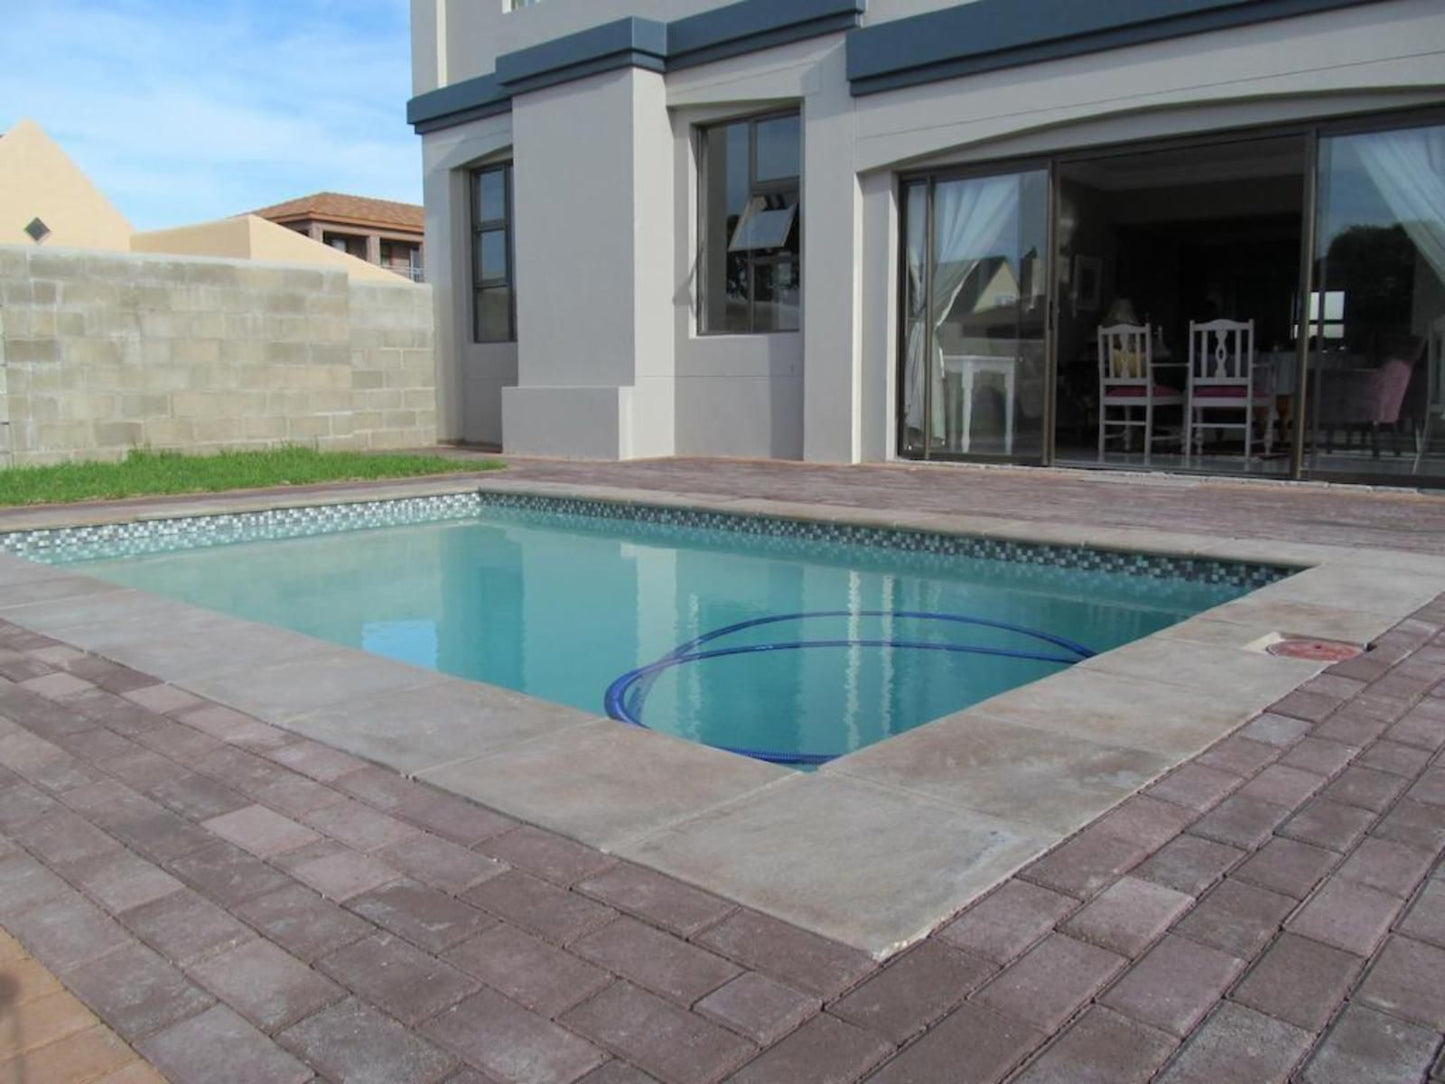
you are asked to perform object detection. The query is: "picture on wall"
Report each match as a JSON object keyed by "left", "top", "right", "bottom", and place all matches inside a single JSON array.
[{"left": 1073, "top": 255, "right": 1102, "bottom": 315}]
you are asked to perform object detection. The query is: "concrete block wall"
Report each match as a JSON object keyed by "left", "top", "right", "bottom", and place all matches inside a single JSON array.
[{"left": 0, "top": 246, "right": 436, "bottom": 465}]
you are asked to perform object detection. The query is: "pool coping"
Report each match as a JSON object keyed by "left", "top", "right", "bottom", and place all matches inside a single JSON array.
[{"left": 0, "top": 474, "right": 1442, "bottom": 957}]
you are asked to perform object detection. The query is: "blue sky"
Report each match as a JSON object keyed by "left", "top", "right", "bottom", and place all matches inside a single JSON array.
[{"left": 0, "top": 0, "right": 421, "bottom": 231}]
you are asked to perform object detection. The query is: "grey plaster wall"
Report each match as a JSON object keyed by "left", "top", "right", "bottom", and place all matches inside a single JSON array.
[{"left": 0, "top": 246, "right": 437, "bottom": 466}]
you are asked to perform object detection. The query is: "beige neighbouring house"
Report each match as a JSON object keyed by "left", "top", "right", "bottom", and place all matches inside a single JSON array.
[{"left": 0, "top": 118, "right": 406, "bottom": 282}]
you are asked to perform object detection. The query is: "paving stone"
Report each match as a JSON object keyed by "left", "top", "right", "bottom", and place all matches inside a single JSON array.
[
  {"left": 108, "top": 808, "right": 218, "bottom": 864},
  {"left": 573, "top": 916, "right": 742, "bottom": 1007},
  {"left": 19, "top": 670, "right": 94, "bottom": 700},
  {"left": 1373, "top": 799, "right": 1445, "bottom": 853},
  {"left": 1134, "top": 835, "right": 1245, "bottom": 896},
  {"left": 1155, "top": 1002, "right": 1312, "bottom": 1084},
  {"left": 181, "top": 705, "right": 292, "bottom": 749},
  {"left": 1357, "top": 935, "right": 1445, "bottom": 1029},
  {"left": 233, "top": 883, "right": 373, "bottom": 964},
  {"left": 63, "top": 940, "right": 214, "bottom": 1041},
  {"left": 975, "top": 933, "right": 1126, "bottom": 1032},
  {"left": 289, "top": 847, "right": 401, "bottom": 902},
  {"left": 133, "top": 721, "right": 228, "bottom": 766},
  {"left": 446, "top": 922, "right": 611, "bottom": 1018},
  {"left": 1196, "top": 735, "right": 1281, "bottom": 777},
  {"left": 346, "top": 774, "right": 517, "bottom": 847},
  {"left": 694, "top": 972, "right": 818, "bottom": 1047},
  {"left": 1144, "top": 762, "right": 1244, "bottom": 812},
  {"left": 1337, "top": 837, "right": 1434, "bottom": 898},
  {"left": 0, "top": 780, "right": 59, "bottom": 834},
  {"left": 693, "top": 908, "right": 875, "bottom": 1001},
  {"left": 120, "top": 888, "right": 255, "bottom": 967},
  {"left": 1269, "top": 689, "right": 1341, "bottom": 724},
  {"left": 301, "top": 799, "right": 422, "bottom": 852},
  {"left": 1061, "top": 876, "right": 1193, "bottom": 957},
  {"left": 936, "top": 879, "right": 1076, "bottom": 964},
  {"left": 1011, "top": 1005, "right": 1176, "bottom": 1084},
  {"left": 10, "top": 806, "right": 122, "bottom": 868},
  {"left": 265, "top": 738, "right": 368, "bottom": 783},
  {"left": 54, "top": 726, "right": 144, "bottom": 767},
  {"left": 1299, "top": 1003, "right": 1441, "bottom": 1084},
  {"left": 1280, "top": 737, "right": 1360, "bottom": 779},
  {"left": 1387, "top": 709, "right": 1445, "bottom": 752},
  {"left": 252, "top": 773, "right": 350, "bottom": 819},
  {"left": 5, "top": 1022, "right": 137, "bottom": 1081},
  {"left": 5, "top": 891, "right": 131, "bottom": 972},
  {"left": 574, "top": 863, "right": 735, "bottom": 939},
  {"left": 183, "top": 939, "right": 339, "bottom": 1035},
  {"left": 0, "top": 985, "right": 96, "bottom": 1058},
  {"left": 1286, "top": 876, "right": 1402, "bottom": 957},
  {"left": 279, "top": 996, "right": 458, "bottom": 1084},
  {"left": 1280, "top": 799, "right": 1376, "bottom": 852},
  {"left": 1019, "top": 826, "right": 1153, "bottom": 900},
  {"left": 203, "top": 805, "right": 322, "bottom": 859},
  {"left": 1411, "top": 767, "right": 1445, "bottom": 807},
  {"left": 1237, "top": 764, "right": 1327, "bottom": 808},
  {"left": 560, "top": 981, "right": 754, "bottom": 1084},
  {"left": 1239, "top": 713, "right": 1313, "bottom": 748},
  {"left": 1321, "top": 765, "right": 1410, "bottom": 813},
  {"left": 866, "top": 1000, "right": 1046, "bottom": 1084},
  {"left": 137, "top": 1003, "right": 312, "bottom": 1084},
  {"left": 728, "top": 1012, "right": 891, "bottom": 1084},
  {"left": 1189, "top": 794, "right": 1292, "bottom": 850},
  {"left": 830, "top": 939, "right": 993, "bottom": 1045},
  {"left": 578, "top": 1065, "right": 662, "bottom": 1084},
  {"left": 1233, "top": 837, "right": 1339, "bottom": 899},
  {"left": 63, "top": 656, "right": 156, "bottom": 695},
  {"left": 60, "top": 848, "right": 184, "bottom": 914},
  {"left": 1099, "top": 934, "right": 1245, "bottom": 1037},
  {"left": 480, "top": 825, "right": 618, "bottom": 887},
  {"left": 166, "top": 841, "right": 293, "bottom": 907},
  {"left": 376, "top": 833, "right": 508, "bottom": 895},
  {"left": 193, "top": 746, "right": 293, "bottom": 795},
  {"left": 425, "top": 984, "right": 607, "bottom": 1084},
  {"left": 0, "top": 852, "right": 79, "bottom": 919},
  {"left": 1356, "top": 740, "right": 1433, "bottom": 778},
  {"left": 1172, "top": 878, "right": 1296, "bottom": 960},
  {"left": 464, "top": 870, "right": 617, "bottom": 947},
  {"left": 123, "top": 683, "right": 203, "bottom": 716},
  {"left": 347, "top": 878, "right": 494, "bottom": 953},
  {"left": 146, "top": 773, "right": 252, "bottom": 822},
  {"left": 1398, "top": 878, "right": 1445, "bottom": 948},
  {"left": 1092, "top": 795, "right": 1197, "bottom": 850},
  {"left": 1314, "top": 707, "right": 1393, "bottom": 748},
  {"left": 107, "top": 751, "right": 187, "bottom": 792},
  {"left": 317, "top": 933, "right": 479, "bottom": 1026},
  {"left": 1231, "top": 931, "right": 1363, "bottom": 1031}
]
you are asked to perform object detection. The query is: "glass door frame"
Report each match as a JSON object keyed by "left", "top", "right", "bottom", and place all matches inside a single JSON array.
[
  {"left": 895, "top": 155, "right": 1056, "bottom": 464},
  {"left": 894, "top": 103, "right": 1445, "bottom": 487}
]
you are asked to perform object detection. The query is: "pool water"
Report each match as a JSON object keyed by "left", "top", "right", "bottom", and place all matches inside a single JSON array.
[{"left": 62, "top": 504, "right": 1259, "bottom": 764}]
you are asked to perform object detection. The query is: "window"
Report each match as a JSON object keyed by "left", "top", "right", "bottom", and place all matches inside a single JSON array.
[
  {"left": 471, "top": 163, "right": 515, "bottom": 342},
  {"left": 699, "top": 112, "right": 801, "bottom": 334}
]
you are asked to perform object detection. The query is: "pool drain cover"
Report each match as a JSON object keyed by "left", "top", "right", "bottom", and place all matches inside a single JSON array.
[{"left": 1266, "top": 637, "right": 1363, "bottom": 663}]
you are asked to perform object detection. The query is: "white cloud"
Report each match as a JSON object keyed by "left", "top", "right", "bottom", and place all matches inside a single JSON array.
[{"left": 0, "top": 0, "right": 421, "bottom": 229}]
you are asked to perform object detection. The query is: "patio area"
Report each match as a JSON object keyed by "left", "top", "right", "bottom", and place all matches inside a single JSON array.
[{"left": 0, "top": 460, "right": 1442, "bottom": 1082}]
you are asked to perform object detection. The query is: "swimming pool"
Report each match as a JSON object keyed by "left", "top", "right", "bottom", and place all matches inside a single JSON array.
[{"left": 9, "top": 494, "right": 1286, "bottom": 765}]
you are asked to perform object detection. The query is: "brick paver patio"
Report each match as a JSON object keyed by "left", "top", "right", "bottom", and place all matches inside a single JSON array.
[{"left": 0, "top": 582, "right": 1441, "bottom": 1081}]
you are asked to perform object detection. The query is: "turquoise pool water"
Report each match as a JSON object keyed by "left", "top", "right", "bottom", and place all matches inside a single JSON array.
[{"left": 53, "top": 502, "right": 1267, "bottom": 764}]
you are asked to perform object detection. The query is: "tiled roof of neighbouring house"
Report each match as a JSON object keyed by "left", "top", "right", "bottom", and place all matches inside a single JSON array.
[{"left": 251, "top": 192, "right": 424, "bottom": 232}]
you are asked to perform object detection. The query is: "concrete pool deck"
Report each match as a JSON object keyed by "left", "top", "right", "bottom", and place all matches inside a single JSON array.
[
  {"left": 0, "top": 460, "right": 1439, "bottom": 1081},
  {"left": 0, "top": 465, "right": 1441, "bottom": 956}
]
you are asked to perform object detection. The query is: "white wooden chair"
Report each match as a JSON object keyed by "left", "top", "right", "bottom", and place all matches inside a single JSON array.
[
  {"left": 1097, "top": 323, "right": 1182, "bottom": 463},
  {"left": 1187, "top": 318, "right": 1274, "bottom": 467}
]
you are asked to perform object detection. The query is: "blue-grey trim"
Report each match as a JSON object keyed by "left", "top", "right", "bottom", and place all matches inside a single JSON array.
[
  {"left": 408, "top": 0, "right": 864, "bottom": 133},
  {"left": 494, "top": 17, "right": 669, "bottom": 97},
  {"left": 408, "top": 72, "right": 510, "bottom": 129},
  {"left": 848, "top": 0, "right": 1390, "bottom": 97},
  {"left": 668, "top": 0, "right": 865, "bottom": 70}
]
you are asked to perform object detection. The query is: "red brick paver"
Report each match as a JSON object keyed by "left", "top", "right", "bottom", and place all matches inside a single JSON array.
[{"left": 0, "top": 588, "right": 1443, "bottom": 1082}]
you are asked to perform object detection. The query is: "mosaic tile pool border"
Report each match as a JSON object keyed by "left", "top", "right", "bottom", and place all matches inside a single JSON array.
[{"left": 0, "top": 490, "right": 1290, "bottom": 590}]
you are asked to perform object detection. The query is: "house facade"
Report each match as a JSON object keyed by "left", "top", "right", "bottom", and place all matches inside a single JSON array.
[
  {"left": 253, "top": 193, "right": 427, "bottom": 283},
  {"left": 409, "top": 0, "right": 1445, "bottom": 485}
]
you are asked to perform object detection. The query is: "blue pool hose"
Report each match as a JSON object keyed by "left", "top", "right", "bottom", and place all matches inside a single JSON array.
[{"left": 603, "top": 611, "right": 1096, "bottom": 766}]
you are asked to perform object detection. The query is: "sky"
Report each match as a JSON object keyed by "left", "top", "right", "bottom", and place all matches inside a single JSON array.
[{"left": 0, "top": 0, "right": 421, "bottom": 231}]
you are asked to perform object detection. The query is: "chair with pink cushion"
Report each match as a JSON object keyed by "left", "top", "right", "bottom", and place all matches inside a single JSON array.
[
  {"left": 1187, "top": 318, "right": 1274, "bottom": 467},
  {"left": 1097, "top": 323, "right": 1183, "bottom": 463}
]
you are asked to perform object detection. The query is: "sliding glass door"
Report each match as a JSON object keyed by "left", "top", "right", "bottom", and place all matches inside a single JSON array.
[
  {"left": 1304, "top": 120, "right": 1445, "bottom": 480},
  {"left": 899, "top": 169, "right": 1049, "bottom": 461}
]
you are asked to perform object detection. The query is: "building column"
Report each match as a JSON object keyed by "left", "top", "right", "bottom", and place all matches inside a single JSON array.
[
  {"left": 366, "top": 234, "right": 383, "bottom": 266},
  {"left": 502, "top": 67, "right": 675, "bottom": 459}
]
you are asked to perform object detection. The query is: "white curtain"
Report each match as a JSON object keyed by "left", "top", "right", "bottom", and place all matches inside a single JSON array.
[
  {"left": 903, "top": 175, "right": 1019, "bottom": 437},
  {"left": 1350, "top": 125, "right": 1445, "bottom": 283}
]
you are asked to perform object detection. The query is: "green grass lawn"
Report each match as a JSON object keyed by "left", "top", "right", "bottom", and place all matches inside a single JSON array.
[{"left": 0, "top": 447, "right": 501, "bottom": 507}]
